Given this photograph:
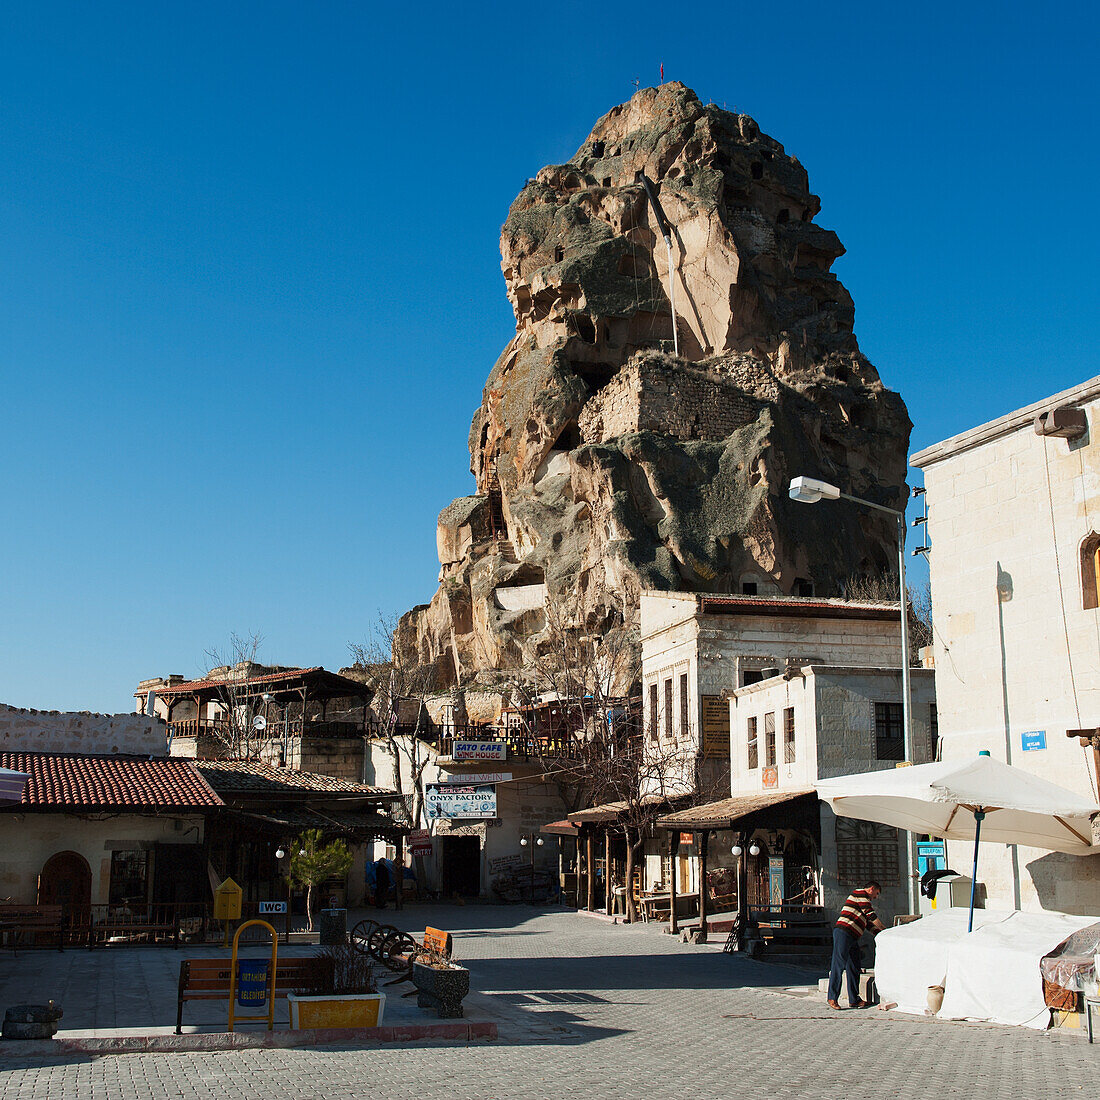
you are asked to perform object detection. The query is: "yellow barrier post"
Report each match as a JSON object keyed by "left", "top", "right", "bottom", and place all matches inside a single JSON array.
[{"left": 227, "top": 919, "right": 279, "bottom": 1032}]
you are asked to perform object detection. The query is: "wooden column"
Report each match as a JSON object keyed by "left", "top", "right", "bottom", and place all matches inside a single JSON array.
[
  {"left": 698, "top": 829, "right": 710, "bottom": 942},
  {"left": 586, "top": 830, "right": 595, "bottom": 911},
  {"left": 394, "top": 832, "right": 404, "bottom": 911},
  {"left": 668, "top": 830, "right": 679, "bottom": 935},
  {"left": 604, "top": 829, "right": 612, "bottom": 914},
  {"left": 736, "top": 830, "right": 748, "bottom": 951}
]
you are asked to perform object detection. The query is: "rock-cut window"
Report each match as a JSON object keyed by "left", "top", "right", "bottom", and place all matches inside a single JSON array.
[{"left": 1081, "top": 533, "right": 1100, "bottom": 610}]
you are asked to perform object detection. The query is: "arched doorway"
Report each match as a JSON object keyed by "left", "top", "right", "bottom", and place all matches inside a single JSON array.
[{"left": 38, "top": 851, "right": 91, "bottom": 912}]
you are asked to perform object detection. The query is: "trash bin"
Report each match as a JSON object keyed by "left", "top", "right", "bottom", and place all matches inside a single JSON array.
[{"left": 318, "top": 908, "right": 347, "bottom": 945}]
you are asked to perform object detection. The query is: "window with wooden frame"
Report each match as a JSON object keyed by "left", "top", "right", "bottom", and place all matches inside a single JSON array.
[
  {"left": 648, "top": 683, "right": 658, "bottom": 741},
  {"left": 1082, "top": 533, "right": 1100, "bottom": 610},
  {"left": 663, "top": 679, "right": 673, "bottom": 740},
  {"left": 679, "top": 673, "right": 689, "bottom": 740},
  {"left": 747, "top": 716, "right": 759, "bottom": 769},
  {"left": 783, "top": 706, "right": 796, "bottom": 764},
  {"left": 764, "top": 711, "right": 776, "bottom": 767},
  {"left": 875, "top": 702, "right": 904, "bottom": 760}
]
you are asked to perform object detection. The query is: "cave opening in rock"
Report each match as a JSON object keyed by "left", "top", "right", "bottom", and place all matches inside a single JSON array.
[
  {"left": 553, "top": 245, "right": 564, "bottom": 263},
  {"left": 794, "top": 578, "right": 814, "bottom": 597},
  {"left": 572, "top": 314, "right": 597, "bottom": 344},
  {"left": 554, "top": 423, "right": 581, "bottom": 451},
  {"left": 591, "top": 140, "right": 605, "bottom": 158},
  {"left": 777, "top": 208, "right": 790, "bottom": 224},
  {"left": 750, "top": 162, "right": 764, "bottom": 180},
  {"left": 569, "top": 361, "right": 617, "bottom": 396}
]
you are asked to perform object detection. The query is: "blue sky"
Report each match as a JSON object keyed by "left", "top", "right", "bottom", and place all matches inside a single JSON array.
[{"left": 2, "top": 2, "right": 1097, "bottom": 712}]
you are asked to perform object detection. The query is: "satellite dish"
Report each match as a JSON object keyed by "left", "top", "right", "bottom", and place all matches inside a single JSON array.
[{"left": 252, "top": 715, "right": 267, "bottom": 731}]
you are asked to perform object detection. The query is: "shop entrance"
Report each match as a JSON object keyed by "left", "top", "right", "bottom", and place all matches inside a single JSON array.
[{"left": 441, "top": 837, "right": 481, "bottom": 898}]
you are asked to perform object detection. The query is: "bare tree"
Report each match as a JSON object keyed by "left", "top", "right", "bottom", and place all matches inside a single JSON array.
[
  {"left": 202, "top": 632, "right": 271, "bottom": 760},
  {"left": 504, "top": 597, "right": 706, "bottom": 923},
  {"left": 840, "top": 571, "right": 932, "bottom": 664},
  {"left": 346, "top": 613, "right": 438, "bottom": 832}
]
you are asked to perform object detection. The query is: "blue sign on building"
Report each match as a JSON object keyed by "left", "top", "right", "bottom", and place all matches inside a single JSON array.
[{"left": 1021, "top": 730, "right": 1047, "bottom": 752}]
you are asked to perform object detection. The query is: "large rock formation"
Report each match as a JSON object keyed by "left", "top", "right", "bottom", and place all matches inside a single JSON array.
[{"left": 398, "top": 83, "right": 911, "bottom": 687}]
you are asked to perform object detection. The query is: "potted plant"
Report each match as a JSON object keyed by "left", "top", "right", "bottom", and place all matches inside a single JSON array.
[
  {"left": 411, "top": 957, "right": 470, "bottom": 1018},
  {"left": 287, "top": 944, "right": 386, "bottom": 1029},
  {"left": 288, "top": 829, "right": 353, "bottom": 932}
]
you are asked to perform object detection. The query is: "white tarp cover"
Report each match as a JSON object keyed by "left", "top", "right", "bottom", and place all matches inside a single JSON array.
[
  {"left": 815, "top": 757, "right": 1099, "bottom": 854},
  {"left": 875, "top": 909, "right": 1096, "bottom": 1028},
  {"left": 874, "top": 909, "right": 1009, "bottom": 1016}
]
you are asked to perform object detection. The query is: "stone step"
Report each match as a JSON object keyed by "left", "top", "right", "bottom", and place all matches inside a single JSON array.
[{"left": 817, "top": 971, "right": 876, "bottom": 1003}]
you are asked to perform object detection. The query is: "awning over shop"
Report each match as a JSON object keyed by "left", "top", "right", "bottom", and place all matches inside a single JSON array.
[
  {"left": 229, "top": 806, "right": 404, "bottom": 837},
  {"left": 656, "top": 789, "right": 816, "bottom": 830},
  {"left": 567, "top": 800, "right": 630, "bottom": 824},
  {"left": 541, "top": 818, "right": 581, "bottom": 837}
]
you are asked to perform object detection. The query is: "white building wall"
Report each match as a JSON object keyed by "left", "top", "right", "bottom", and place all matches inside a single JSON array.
[
  {"left": 0, "top": 814, "right": 205, "bottom": 905},
  {"left": 913, "top": 377, "right": 1100, "bottom": 916}
]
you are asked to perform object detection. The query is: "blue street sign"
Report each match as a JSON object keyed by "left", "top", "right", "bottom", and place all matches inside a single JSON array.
[{"left": 1021, "top": 730, "right": 1047, "bottom": 752}]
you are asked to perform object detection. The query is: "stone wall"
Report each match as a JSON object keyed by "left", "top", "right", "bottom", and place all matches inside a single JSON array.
[
  {"left": 578, "top": 355, "right": 761, "bottom": 445},
  {"left": 0, "top": 703, "right": 168, "bottom": 757}
]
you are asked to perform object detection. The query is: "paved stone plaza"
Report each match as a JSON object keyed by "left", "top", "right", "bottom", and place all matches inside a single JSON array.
[{"left": 0, "top": 905, "right": 1096, "bottom": 1098}]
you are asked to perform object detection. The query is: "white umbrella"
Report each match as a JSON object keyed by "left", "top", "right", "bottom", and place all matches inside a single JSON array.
[
  {"left": 815, "top": 753, "right": 1100, "bottom": 930},
  {"left": 0, "top": 767, "right": 29, "bottom": 804}
]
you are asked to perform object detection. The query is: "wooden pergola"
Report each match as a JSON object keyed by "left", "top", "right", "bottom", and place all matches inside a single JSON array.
[
  {"left": 138, "top": 667, "right": 374, "bottom": 740},
  {"left": 657, "top": 789, "right": 817, "bottom": 941}
]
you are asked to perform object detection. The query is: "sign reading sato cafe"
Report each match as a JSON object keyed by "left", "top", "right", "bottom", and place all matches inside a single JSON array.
[{"left": 452, "top": 740, "right": 507, "bottom": 762}]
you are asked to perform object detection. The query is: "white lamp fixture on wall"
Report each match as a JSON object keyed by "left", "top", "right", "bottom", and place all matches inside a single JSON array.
[{"left": 748, "top": 842, "right": 761, "bottom": 856}]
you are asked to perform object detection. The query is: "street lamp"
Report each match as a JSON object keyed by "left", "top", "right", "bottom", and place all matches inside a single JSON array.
[
  {"left": 519, "top": 834, "right": 544, "bottom": 903},
  {"left": 788, "top": 475, "right": 917, "bottom": 912}
]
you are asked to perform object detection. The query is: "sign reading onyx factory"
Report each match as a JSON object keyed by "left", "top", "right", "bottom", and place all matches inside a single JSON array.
[{"left": 425, "top": 783, "right": 498, "bottom": 820}]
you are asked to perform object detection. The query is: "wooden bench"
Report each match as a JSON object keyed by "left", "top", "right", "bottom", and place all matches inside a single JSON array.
[
  {"left": 386, "top": 926, "right": 453, "bottom": 983},
  {"left": 176, "top": 954, "right": 334, "bottom": 1033},
  {"left": 0, "top": 904, "right": 65, "bottom": 951},
  {"left": 749, "top": 906, "right": 831, "bottom": 958}
]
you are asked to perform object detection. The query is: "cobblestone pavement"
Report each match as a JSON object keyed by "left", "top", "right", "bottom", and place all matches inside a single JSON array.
[{"left": 1, "top": 905, "right": 1095, "bottom": 1099}]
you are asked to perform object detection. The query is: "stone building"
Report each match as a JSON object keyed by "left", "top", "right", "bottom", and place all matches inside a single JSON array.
[
  {"left": 0, "top": 749, "right": 220, "bottom": 912},
  {"left": 912, "top": 374, "right": 1100, "bottom": 916},
  {"left": 725, "top": 664, "right": 935, "bottom": 921},
  {"left": 580, "top": 590, "right": 930, "bottom": 925},
  {"left": 137, "top": 665, "right": 373, "bottom": 779},
  {"left": 639, "top": 589, "right": 911, "bottom": 799}
]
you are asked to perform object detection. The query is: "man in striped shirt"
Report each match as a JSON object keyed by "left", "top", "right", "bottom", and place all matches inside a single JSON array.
[{"left": 827, "top": 882, "right": 885, "bottom": 1009}]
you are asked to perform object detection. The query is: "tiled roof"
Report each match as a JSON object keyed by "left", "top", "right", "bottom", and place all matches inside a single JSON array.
[
  {"left": 0, "top": 752, "right": 223, "bottom": 811},
  {"left": 140, "top": 667, "right": 371, "bottom": 701},
  {"left": 196, "top": 760, "right": 397, "bottom": 799}
]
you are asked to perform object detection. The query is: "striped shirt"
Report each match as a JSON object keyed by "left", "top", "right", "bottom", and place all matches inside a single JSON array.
[{"left": 836, "top": 888, "right": 879, "bottom": 938}]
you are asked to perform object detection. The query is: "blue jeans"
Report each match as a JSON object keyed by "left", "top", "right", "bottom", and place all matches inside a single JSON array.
[{"left": 827, "top": 927, "right": 862, "bottom": 1005}]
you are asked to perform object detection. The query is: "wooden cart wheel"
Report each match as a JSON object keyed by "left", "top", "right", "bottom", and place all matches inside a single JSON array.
[
  {"left": 350, "top": 919, "right": 380, "bottom": 955},
  {"left": 378, "top": 930, "right": 418, "bottom": 973},
  {"left": 367, "top": 924, "right": 398, "bottom": 961}
]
